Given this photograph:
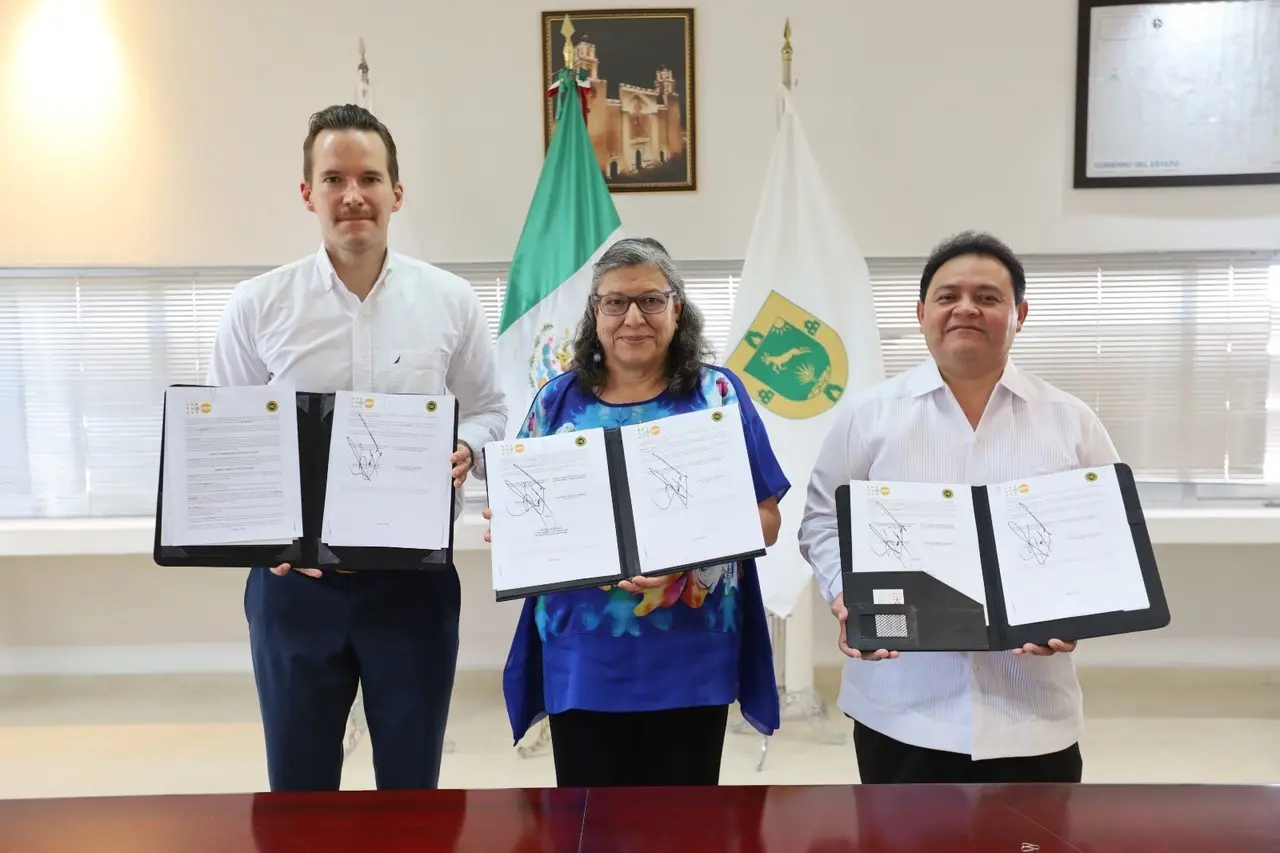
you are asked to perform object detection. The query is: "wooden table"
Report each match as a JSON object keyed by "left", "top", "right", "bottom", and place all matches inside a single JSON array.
[{"left": 1, "top": 783, "right": 1276, "bottom": 852}]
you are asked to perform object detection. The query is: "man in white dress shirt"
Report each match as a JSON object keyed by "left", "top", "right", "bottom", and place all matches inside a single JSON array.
[
  {"left": 798, "top": 230, "right": 1119, "bottom": 784},
  {"left": 206, "top": 104, "right": 506, "bottom": 791}
]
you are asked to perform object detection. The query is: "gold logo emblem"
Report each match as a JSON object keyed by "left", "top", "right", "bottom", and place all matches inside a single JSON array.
[
  {"left": 725, "top": 290, "right": 849, "bottom": 420},
  {"left": 942, "top": 488, "right": 954, "bottom": 499},
  {"left": 711, "top": 411, "right": 724, "bottom": 422},
  {"left": 199, "top": 402, "right": 212, "bottom": 414},
  {"left": 426, "top": 400, "right": 438, "bottom": 412},
  {"left": 575, "top": 436, "right": 586, "bottom": 446},
  {"left": 1085, "top": 471, "right": 1098, "bottom": 482},
  {"left": 266, "top": 400, "right": 278, "bottom": 412},
  {"left": 364, "top": 398, "right": 375, "bottom": 409}
]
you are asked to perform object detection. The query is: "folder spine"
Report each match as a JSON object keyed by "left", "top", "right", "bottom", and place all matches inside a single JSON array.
[
  {"left": 604, "top": 428, "right": 642, "bottom": 580},
  {"left": 971, "top": 484, "right": 1007, "bottom": 650}
]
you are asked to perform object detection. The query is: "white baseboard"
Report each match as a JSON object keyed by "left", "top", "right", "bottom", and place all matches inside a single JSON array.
[{"left": 0, "top": 642, "right": 508, "bottom": 677}]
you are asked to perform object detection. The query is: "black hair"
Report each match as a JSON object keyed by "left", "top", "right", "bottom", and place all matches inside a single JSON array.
[
  {"left": 918, "top": 230, "right": 1026, "bottom": 303},
  {"left": 302, "top": 104, "right": 400, "bottom": 185}
]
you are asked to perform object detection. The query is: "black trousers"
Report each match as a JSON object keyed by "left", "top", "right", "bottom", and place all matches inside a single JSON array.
[
  {"left": 853, "top": 721, "right": 1083, "bottom": 784},
  {"left": 244, "top": 566, "right": 461, "bottom": 792},
  {"left": 547, "top": 704, "right": 730, "bottom": 787}
]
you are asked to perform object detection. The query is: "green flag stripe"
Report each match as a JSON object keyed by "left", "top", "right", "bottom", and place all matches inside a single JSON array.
[{"left": 499, "top": 68, "right": 621, "bottom": 336}]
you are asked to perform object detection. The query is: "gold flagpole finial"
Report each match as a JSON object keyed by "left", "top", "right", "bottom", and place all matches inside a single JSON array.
[
  {"left": 782, "top": 19, "right": 793, "bottom": 89},
  {"left": 561, "top": 15, "right": 576, "bottom": 70}
]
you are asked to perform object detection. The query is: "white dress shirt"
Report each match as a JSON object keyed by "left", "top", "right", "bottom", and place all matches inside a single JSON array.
[
  {"left": 205, "top": 246, "right": 508, "bottom": 517},
  {"left": 798, "top": 357, "right": 1120, "bottom": 760}
]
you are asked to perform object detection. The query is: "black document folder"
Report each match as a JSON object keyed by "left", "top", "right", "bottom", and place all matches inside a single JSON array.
[
  {"left": 154, "top": 385, "right": 458, "bottom": 571},
  {"left": 836, "top": 462, "right": 1170, "bottom": 652},
  {"left": 484, "top": 413, "right": 767, "bottom": 602}
]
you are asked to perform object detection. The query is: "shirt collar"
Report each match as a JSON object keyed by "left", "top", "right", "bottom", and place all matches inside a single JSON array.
[
  {"left": 313, "top": 244, "right": 396, "bottom": 293},
  {"left": 908, "top": 355, "right": 1033, "bottom": 401}
]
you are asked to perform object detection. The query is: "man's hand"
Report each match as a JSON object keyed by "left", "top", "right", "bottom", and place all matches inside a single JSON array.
[
  {"left": 269, "top": 563, "right": 322, "bottom": 578},
  {"left": 482, "top": 506, "right": 492, "bottom": 542},
  {"left": 831, "top": 593, "right": 898, "bottom": 661},
  {"left": 451, "top": 441, "right": 474, "bottom": 488},
  {"left": 1013, "top": 639, "right": 1076, "bottom": 656}
]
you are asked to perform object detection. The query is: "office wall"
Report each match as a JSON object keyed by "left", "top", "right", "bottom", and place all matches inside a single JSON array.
[
  {"left": 1, "top": 0, "right": 1278, "bottom": 674},
  {"left": 1, "top": 0, "right": 1277, "bottom": 269},
  {"left": 0, "top": 545, "right": 1277, "bottom": 675}
]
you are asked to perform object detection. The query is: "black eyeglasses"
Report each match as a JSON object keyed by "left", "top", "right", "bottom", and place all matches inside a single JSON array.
[{"left": 593, "top": 291, "right": 676, "bottom": 316}]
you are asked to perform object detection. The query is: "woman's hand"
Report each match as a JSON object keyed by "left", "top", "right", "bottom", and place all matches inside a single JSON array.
[
  {"left": 618, "top": 574, "right": 668, "bottom": 593},
  {"left": 482, "top": 506, "right": 492, "bottom": 543},
  {"left": 758, "top": 497, "right": 781, "bottom": 547}
]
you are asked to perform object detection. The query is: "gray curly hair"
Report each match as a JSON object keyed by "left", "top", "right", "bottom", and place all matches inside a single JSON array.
[{"left": 569, "top": 237, "right": 714, "bottom": 394}]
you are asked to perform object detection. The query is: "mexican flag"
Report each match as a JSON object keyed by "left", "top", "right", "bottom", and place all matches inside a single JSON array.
[{"left": 496, "top": 65, "right": 623, "bottom": 437}]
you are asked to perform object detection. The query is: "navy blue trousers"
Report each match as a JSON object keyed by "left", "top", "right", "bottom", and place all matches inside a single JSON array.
[{"left": 244, "top": 566, "right": 461, "bottom": 792}]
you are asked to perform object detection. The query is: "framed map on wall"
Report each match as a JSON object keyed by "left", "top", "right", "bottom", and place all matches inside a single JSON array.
[
  {"left": 1074, "top": 0, "right": 1280, "bottom": 188},
  {"left": 541, "top": 8, "right": 697, "bottom": 193}
]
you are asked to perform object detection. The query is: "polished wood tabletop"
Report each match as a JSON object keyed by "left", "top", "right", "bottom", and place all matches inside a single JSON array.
[{"left": 0, "top": 783, "right": 1276, "bottom": 852}]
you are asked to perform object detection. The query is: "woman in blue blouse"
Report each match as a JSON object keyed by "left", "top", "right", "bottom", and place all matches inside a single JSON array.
[{"left": 484, "top": 237, "right": 791, "bottom": 788}]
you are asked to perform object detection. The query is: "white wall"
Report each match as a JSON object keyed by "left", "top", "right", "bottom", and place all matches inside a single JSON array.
[
  {"left": 1, "top": 0, "right": 1277, "bottom": 269},
  {"left": 2, "top": 545, "right": 1278, "bottom": 675},
  {"left": 1, "top": 0, "right": 1279, "bottom": 674}
]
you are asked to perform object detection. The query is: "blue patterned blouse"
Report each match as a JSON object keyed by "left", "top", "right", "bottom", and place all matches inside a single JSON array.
[{"left": 501, "top": 364, "right": 790, "bottom": 742}]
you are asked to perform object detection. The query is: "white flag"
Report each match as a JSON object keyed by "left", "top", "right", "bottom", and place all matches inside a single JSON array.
[{"left": 724, "top": 85, "right": 884, "bottom": 618}]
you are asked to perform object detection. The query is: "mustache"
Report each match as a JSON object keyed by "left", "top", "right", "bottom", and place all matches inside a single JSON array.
[{"left": 336, "top": 210, "right": 374, "bottom": 220}]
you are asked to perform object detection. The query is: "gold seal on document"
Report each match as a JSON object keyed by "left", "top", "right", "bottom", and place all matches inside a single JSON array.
[
  {"left": 1085, "top": 471, "right": 1098, "bottom": 482},
  {"left": 650, "top": 425, "right": 661, "bottom": 436},
  {"left": 514, "top": 443, "right": 525, "bottom": 454},
  {"left": 426, "top": 400, "right": 438, "bottom": 412},
  {"left": 942, "top": 488, "right": 953, "bottom": 499},
  {"left": 711, "top": 410, "right": 723, "bottom": 422},
  {"left": 199, "top": 402, "right": 212, "bottom": 414},
  {"left": 879, "top": 486, "right": 890, "bottom": 496},
  {"left": 266, "top": 400, "right": 278, "bottom": 412},
  {"left": 575, "top": 436, "right": 586, "bottom": 446},
  {"left": 364, "top": 398, "right": 375, "bottom": 409}
]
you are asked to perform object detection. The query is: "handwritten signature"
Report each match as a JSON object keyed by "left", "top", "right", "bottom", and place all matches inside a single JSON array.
[
  {"left": 647, "top": 453, "right": 690, "bottom": 510},
  {"left": 504, "top": 464, "right": 555, "bottom": 530},
  {"left": 347, "top": 414, "right": 382, "bottom": 480},
  {"left": 868, "top": 502, "right": 912, "bottom": 567},
  {"left": 1008, "top": 501, "right": 1052, "bottom": 564}
]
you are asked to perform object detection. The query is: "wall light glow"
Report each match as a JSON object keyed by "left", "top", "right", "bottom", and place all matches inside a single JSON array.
[{"left": 8, "top": 0, "right": 124, "bottom": 128}]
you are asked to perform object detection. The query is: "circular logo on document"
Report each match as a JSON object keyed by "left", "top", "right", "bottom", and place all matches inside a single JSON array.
[
  {"left": 199, "top": 403, "right": 212, "bottom": 414},
  {"left": 942, "top": 488, "right": 954, "bottom": 499},
  {"left": 426, "top": 400, "right": 438, "bottom": 412},
  {"left": 711, "top": 411, "right": 723, "bottom": 422},
  {"left": 514, "top": 443, "right": 525, "bottom": 454},
  {"left": 266, "top": 400, "right": 278, "bottom": 412},
  {"left": 575, "top": 436, "right": 586, "bottom": 446},
  {"left": 1085, "top": 471, "right": 1098, "bottom": 482},
  {"left": 364, "top": 398, "right": 375, "bottom": 409}
]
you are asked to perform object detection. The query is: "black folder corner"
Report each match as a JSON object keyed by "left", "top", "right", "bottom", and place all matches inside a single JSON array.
[
  {"left": 837, "top": 462, "right": 1170, "bottom": 653},
  {"left": 486, "top": 417, "right": 767, "bottom": 602},
  {"left": 154, "top": 385, "right": 458, "bottom": 571}
]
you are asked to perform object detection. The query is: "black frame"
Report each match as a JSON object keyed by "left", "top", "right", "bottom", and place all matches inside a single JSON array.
[
  {"left": 1073, "top": 0, "right": 1280, "bottom": 188},
  {"left": 154, "top": 386, "right": 458, "bottom": 571},
  {"left": 836, "top": 463, "right": 1171, "bottom": 652}
]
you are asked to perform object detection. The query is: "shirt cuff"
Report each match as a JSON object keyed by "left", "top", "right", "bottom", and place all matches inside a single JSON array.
[
  {"left": 823, "top": 572, "right": 844, "bottom": 605},
  {"left": 455, "top": 423, "right": 490, "bottom": 480}
]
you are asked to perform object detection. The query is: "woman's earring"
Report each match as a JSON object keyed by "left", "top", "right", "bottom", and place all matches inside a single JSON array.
[{"left": 592, "top": 349, "right": 603, "bottom": 363}]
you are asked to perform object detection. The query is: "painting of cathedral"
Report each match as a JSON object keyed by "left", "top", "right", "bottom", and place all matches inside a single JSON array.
[{"left": 542, "top": 9, "right": 696, "bottom": 193}]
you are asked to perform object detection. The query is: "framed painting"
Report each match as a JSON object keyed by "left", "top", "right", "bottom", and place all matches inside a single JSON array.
[{"left": 541, "top": 8, "right": 697, "bottom": 193}]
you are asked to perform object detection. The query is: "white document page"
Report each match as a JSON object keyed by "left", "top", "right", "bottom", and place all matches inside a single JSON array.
[
  {"left": 160, "top": 385, "right": 304, "bottom": 547},
  {"left": 845, "top": 480, "right": 987, "bottom": 620},
  {"left": 619, "top": 405, "right": 764, "bottom": 575},
  {"left": 486, "top": 428, "right": 623, "bottom": 592},
  {"left": 320, "top": 392, "right": 456, "bottom": 550},
  {"left": 987, "top": 466, "right": 1150, "bottom": 627}
]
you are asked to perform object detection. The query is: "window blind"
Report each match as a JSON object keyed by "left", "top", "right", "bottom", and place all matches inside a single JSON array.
[{"left": 0, "top": 250, "right": 1275, "bottom": 520}]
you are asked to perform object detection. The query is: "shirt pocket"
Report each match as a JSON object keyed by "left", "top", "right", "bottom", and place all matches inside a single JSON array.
[{"left": 376, "top": 349, "right": 448, "bottom": 394}]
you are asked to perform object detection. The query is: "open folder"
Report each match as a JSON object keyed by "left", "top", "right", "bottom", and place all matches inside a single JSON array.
[
  {"left": 483, "top": 405, "right": 767, "bottom": 601},
  {"left": 154, "top": 384, "right": 458, "bottom": 571},
  {"left": 835, "top": 462, "right": 1170, "bottom": 652}
]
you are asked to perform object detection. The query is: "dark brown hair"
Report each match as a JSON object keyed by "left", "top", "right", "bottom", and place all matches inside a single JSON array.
[
  {"left": 302, "top": 104, "right": 400, "bottom": 185},
  {"left": 569, "top": 237, "right": 713, "bottom": 395}
]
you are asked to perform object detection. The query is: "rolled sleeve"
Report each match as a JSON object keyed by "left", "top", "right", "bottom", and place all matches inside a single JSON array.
[
  {"left": 447, "top": 292, "right": 508, "bottom": 480},
  {"left": 798, "top": 404, "right": 868, "bottom": 604},
  {"left": 205, "top": 284, "right": 269, "bottom": 386}
]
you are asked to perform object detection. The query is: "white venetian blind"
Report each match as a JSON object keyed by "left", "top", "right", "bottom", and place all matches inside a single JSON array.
[{"left": 0, "top": 250, "right": 1275, "bottom": 521}]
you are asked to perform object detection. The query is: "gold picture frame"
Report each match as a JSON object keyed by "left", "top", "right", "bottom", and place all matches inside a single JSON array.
[{"left": 541, "top": 8, "right": 697, "bottom": 193}]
